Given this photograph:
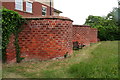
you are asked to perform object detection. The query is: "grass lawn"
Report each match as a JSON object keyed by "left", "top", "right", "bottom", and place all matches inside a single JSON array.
[{"left": 2, "top": 41, "right": 119, "bottom": 78}]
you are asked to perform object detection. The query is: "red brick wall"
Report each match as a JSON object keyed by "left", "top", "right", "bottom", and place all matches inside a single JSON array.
[
  {"left": 73, "top": 25, "right": 98, "bottom": 46},
  {"left": 5, "top": 16, "right": 98, "bottom": 63},
  {"left": 6, "top": 16, "right": 73, "bottom": 62},
  {"left": 2, "top": 2, "right": 54, "bottom": 17},
  {"left": 6, "top": 34, "right": 16, "bottom": 63},
  {"left": 73, "top": 25, "right": 91, "bottom": 46},
  {"left": 89, "top": 28, "right": 98, "bottom": 43}
]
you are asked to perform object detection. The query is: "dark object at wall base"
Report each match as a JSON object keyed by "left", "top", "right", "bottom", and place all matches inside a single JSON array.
[
  {"left": 73, "top": 41, "right": 85, "bottom": 50},
  {"left": 73, "top": 41, "right": 79, "bottom": 50},
  {"left": 64, "top": 52, "right": 68, "bottom": 58}
]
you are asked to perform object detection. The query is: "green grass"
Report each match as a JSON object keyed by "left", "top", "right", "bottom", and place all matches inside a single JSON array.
[
  {"left": 2, "top": 41, "right": 119, "bottom": 78},
  {"left": 69, "top": 41, "right": 118, "bottom": 78}
]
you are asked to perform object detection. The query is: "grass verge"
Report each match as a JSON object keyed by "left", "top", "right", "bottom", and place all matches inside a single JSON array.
[{"left": 2, "top": 41, "right": 119, "bottom": 78}]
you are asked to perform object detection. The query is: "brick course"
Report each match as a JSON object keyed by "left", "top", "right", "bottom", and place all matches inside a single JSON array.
[
  {"left": 73, "top": 25, "right": 98, "bottom": 46},
  {"left": 6, "top": 16, "right": 73, "bottom": 62},
  {"left": 73, "top": 25, "right": 91, "bottom": 46},
  {"left": 6, "top": 17, "right": 98, "bottom": 63},
  {"left": 89, "top": 28, "right": 98, "bottom": 43}
]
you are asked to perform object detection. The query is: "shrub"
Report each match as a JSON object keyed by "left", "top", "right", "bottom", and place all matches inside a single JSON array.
[{"left": 1, "top": 8, "right": 25, "bottom": 63}]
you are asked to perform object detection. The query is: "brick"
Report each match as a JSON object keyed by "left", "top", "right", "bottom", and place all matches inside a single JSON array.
[
  {"left": 73, "top": 25, "right": 98, "bottom": 46},
  {"left": 6, "top": 16, "right": 98, "bottom": 63}
]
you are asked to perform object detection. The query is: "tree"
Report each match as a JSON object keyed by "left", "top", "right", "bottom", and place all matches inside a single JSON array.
[
  {"left": 106, "top": 7, "right": 120, "bottom": 26},
  {"left": 84, "top": 15, "right": 106, "bottom": 27},
  {"left": 84, "top": 7, "right": 120, "bottom": 41}
]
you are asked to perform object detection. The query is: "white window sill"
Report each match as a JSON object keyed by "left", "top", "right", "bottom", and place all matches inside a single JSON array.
[
  {"left": 15, "top": 8, "right": 23, "bottom": 11},
  {"left": 14, "top": 9, "right": 33, "bottom": 14},
  {"left": 25, "top": 11, "right": 33, "bottom": 14}
]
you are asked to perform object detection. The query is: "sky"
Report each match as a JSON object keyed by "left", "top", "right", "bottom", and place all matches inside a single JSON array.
[{"left": 54, "top": 0, "right": 118, "bottom": 25}]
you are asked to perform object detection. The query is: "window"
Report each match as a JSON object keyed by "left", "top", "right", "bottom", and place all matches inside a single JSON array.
[
  {"left": 42, "top": 6, "right": 47, "bottom": 16},
  {"left": 15, "top": 0, "right": 23, "bottom": 11},
  {"left": 26, "top": 1, "right": 32, "bottom": 13}
]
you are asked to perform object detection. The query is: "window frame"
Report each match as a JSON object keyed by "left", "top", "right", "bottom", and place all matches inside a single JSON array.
[
  {"left": 26, "top": 1, "right": 33, "bottom": 13},
  {"left": 15, "top": 0, "right": 23, "bottom": 11},
  {"left": 42, "top": 5, "right": 47, "bottom": 16}
]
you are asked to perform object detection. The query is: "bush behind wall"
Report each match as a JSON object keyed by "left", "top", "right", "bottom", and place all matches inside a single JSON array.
[{"left": 84, "top": 7, "right": 120, "bottom": 41}]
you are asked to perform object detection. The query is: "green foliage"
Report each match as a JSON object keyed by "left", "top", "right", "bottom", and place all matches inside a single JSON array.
[
  {"left": 84, "top": 7, "right": 120, "bottom": 41},
  {"left": 85, "top": 15, "right": 106, "bottom": 27},
  {"left": 1, "top": 8, "right": 25, "bottom": 63}
]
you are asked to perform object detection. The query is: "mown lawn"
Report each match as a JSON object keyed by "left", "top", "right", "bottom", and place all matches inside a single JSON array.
[{"left": 2, "top": 41, "right": 119, "bottom": 78}]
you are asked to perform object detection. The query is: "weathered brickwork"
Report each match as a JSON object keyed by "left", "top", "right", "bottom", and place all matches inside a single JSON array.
[
  {"left": 6, "top": 16, "right": 73, "bottom": 62},
  {"left": 89, "top": 28, "right": 98, "bottom": 43},
  {"left": 73, "top": 25, "right": 91, "bottom": 46},
  {"left": 6, "top": 34, "right": 16, "bottom": 63},
  {"left": 6, "top": 16, "right": 98, "bottom": 63},
  {"left": 73, "top": 25, "right": 98, "bottom": 46}
]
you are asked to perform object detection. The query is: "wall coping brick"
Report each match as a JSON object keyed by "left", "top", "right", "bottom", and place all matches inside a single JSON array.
[
  {"left": 73, "top": 25, "right": 91, "bottom": 27},
  {"left": 23, "top": 16, "right": 73, "bottom": 22}
]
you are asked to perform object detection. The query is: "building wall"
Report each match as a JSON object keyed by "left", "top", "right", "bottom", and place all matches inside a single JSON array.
[
  {"left": 6, "top": 16, "right": 73, "bottom": 62},
  {"left": 2, "top": 1, "right": 54, "bottom": 17},
  {"left": 54, "top": 12, "right": 60, "bottom": 16},
  {"left": 35, "top": 0, "right": 54, "bottom": 7}
]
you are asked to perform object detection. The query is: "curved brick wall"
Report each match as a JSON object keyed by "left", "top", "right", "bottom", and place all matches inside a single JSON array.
[
  {"left": 6, "top": 16, "right": 98, "bottom": 63},
  {"left": 18, "top": 16, "right": 73, "bottom": 60},
  {"left": 73, "top": 25, "right": 91, "bottom": 46}
]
